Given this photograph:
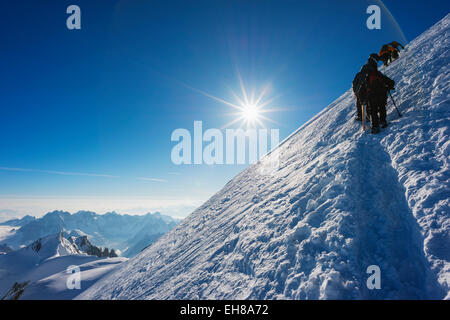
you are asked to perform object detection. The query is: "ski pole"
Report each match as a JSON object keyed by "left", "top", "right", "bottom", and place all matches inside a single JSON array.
[{"left": 389, "top": 92, "right": 402, "bottom": 117}]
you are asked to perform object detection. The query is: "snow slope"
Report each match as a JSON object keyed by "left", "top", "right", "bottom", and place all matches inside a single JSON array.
[
  {"left": 17, "top": 257, "right": 126, "bottom": 300},
  {"left": 79, "top": 14, "right": 450, "bottom": 300},
  {"left": 0, "top": 233, "right": 127, "bottom": 299}
]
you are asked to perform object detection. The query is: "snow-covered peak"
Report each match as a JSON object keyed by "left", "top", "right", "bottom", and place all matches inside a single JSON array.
[
  {"left": 68, "top": 235, "right": 118, "bottom": 258},
  {"left": 26, "top": 233, "right": 80, "bottom": 261},
  {"left": 82, "top": 14, "right": 450, "bottom": 300},
  {"left": 69, "top": 235, "right": 93, "bottom": 253}
]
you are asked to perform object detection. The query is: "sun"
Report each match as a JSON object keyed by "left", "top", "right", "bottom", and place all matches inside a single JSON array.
[
  {"left": 179, "top": 71, "right": 280, "bottom": 129},
  {"left": 220, "top": 76, "right": 280, "bottom": 129},
  {"left": 229, "top": 83, "right": 278, "bottom": 128},
  {"left": 241, "top": 103, "right": 260, "bottom": 122}
]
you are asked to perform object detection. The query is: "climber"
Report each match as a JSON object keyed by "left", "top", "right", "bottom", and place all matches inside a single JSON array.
[
  {"left": 359, "top": 53, "right": 395, "bottom": 134},
  {"left": 352, "top": 66, "right": 366, "bottom": 121},
  {"left": 353, "top": 54, "right": 380, "bottom": 124},
  {"left": 389, "top": 41, "right": 405, "bottom": 61},
  {"left": 391, "top": 41, "right": 405, "bottom": 51},
  {"left": 379, "top": 44, "right": 392, "bottom": 66}
]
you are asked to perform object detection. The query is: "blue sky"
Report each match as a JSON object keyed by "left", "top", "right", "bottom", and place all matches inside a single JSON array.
[{"left": 0, "top": 0, "right": 448, "bottom": 219}]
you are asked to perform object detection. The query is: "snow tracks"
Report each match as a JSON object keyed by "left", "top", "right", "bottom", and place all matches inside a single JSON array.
[{"left": 348, "top": 134, "right": 443, "bottom": 299}]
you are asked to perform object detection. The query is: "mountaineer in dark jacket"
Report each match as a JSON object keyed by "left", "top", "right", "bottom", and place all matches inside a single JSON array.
[
  {"left": 352, "top": 67, "right": 366, "bottom": 121},
  {"left": 358, "top": 54, "right": 395, "bottom": 133},
  {"left": 353, "top": 54, "right": 380, "bottom": 123}
]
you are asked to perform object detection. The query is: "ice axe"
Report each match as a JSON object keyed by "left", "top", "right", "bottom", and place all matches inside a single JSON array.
[
  {"left": 389, "top": 92, "right": 402, "bottom": 118},
  {"left": 362, "top": 104, "right": 366, "bottom": 131}
]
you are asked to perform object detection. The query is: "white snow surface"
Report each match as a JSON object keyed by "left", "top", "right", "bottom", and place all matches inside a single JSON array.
[
  {"left": 0, "top": 233, "right": 127, "bottom": 299},
  {"left": 79, "top": 14, "right": 450, "bottom": 300},
  {"left": 18, "top": 257, "right": 126, "bottom": 300}
]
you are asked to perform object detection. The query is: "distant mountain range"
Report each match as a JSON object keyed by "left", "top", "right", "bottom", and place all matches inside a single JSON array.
[
  {"left": 0, "top": 215, "right": 36, "bottom": 227},
  {"left": 0, "top": 211, "right": 181, "bottom": 257}
]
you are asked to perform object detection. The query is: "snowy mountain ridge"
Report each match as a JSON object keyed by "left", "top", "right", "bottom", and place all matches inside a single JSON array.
[
  {"left": 0, "top": 210, "right": 180, "bottom": 257},
  {"left": 0, "top": 233, "right": 127, "bottom": 299},
  {"left": 28, "top": 233, "right": 80, "bottom": 261},
  {"left": 68, "top": 235, "right": 118, "bottom": 258},
  {"left": 81, "top": 14, "right": 449, "bottom": 300}
]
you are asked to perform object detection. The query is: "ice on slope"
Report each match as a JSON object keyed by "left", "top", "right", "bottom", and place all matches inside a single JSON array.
[{"left": 79, "top": 14, "right": 450, "bottom": 300}]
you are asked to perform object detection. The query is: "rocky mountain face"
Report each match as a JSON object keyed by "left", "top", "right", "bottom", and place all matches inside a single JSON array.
[{"left": 68, "top": 235, "right": 118, "bottom": 258}]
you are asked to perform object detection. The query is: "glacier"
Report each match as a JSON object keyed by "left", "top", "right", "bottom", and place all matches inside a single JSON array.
[{"left": 79, "top": 14, "right": 450, "bottom": 300}]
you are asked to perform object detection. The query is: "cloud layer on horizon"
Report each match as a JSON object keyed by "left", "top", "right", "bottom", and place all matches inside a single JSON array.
[{"left": 0, "top": 196, "right": 204, "bottom": 221}]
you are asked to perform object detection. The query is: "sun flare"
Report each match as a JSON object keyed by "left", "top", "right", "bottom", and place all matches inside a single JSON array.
[
  {"left": 229, "top": 83, "right": 278, "bottom": 128},
  {"left": 181, "top": 71, "right": 280, "bottom": 129},
  {"left": 241, "top": 103, "right": 260, "bottom": 122},
  {"left": 221, "top": 75, "right": 281, "bottom": 129}
]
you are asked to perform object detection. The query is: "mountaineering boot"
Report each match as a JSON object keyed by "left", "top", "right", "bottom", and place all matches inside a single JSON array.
[{"left": 371, "top": 126, "right": 380, "bottom": 134}]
